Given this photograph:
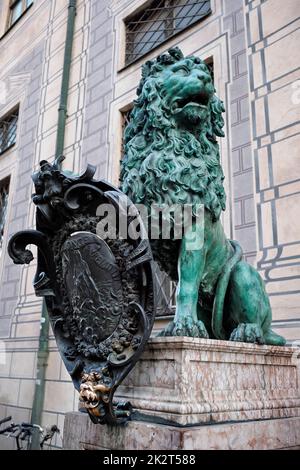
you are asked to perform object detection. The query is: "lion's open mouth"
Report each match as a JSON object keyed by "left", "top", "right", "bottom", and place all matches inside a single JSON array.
[{"left": 175, "top": 92, "right": 209, "bottom": 111}]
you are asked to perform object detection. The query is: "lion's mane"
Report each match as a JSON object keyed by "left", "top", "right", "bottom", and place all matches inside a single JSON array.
[
  {"left": 121, "top": 47, "right": 226, "bottom": 219},
  {"left": 120, "top": 47, "right": 226, "bottom": 279}
]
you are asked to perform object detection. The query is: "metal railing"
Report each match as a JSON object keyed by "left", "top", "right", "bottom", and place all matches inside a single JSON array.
[
  {"left": 153, "top": 263, "right": 176, "bottom": 317},
  {"left": 125, "top": 0, "right": 211, "bottom": 66},
  {"left": 0, "top": 109, "right": 18, "bottom": 155},
  {"left": 0, "top": 177, "right": 10, "bottom": 255}
]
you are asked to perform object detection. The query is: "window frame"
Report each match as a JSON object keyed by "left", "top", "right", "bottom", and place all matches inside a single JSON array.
[
  {"left": 0, "top": 106, "right": 19, "bottom": 157},
  {"left": 5, "top": 0, "right": 33, "bottom": 32},
  {"left": 124, "top": 0, "right": 212, "bottom": 68},
  {"left": 120, "top": 106, "right": 133, "bottom": 164},
  {"left": 0, "top": 175, "right": 10, "bottom": 258}
]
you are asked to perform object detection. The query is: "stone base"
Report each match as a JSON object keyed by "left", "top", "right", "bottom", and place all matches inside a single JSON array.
[
  {"left": 63, "top": 412, "right": 300, "bottom": 450},
  {"left": 63, "top": 338, "right": 300, "bottom": 450},
  {"left": 115, "top": 337, "right": 300, "bottom": 426}
]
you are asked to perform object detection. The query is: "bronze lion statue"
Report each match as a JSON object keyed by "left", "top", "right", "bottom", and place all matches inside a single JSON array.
[{"left": 121, "top": 47, "right": 285, "bottom": 346}]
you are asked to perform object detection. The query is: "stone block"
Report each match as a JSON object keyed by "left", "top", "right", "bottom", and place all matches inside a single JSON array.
[
  {"left": 116, "top": 338, "right": 300, "bottom": 424},
  {"left": 225, "top": 0, "right": 243, "bottom": 15},
  {"left": 0, "top": 378, "right": 20, "bottom": 406},
  {"left": 65, "top": 412, "right": 300, "bottom": 450},
  {"left": 231, "top": 120, "right": 251, "bottom": 148},
  {"left": 64, "top": 338, "right": 300, "bottom": 449},
  {"left": 261, "top": 0, "right": 299, "bottom": 37},
  {"left": 236, "top": 52, "right": 248, "bottom": 76},
  {"left": 44, "top": 380, "right": 75, "bottom": 413},
  {"left": 231, "top": 31, "right": 246, "bottom": 55},
  {"left": 254, "top": 96, "right": 267, "bottom": 136},
  {"left": 10, "top": 351, "right": 35, "bottom": 379},
  {"left": 0, "top": 318, "right": 11, "bottom": 338},
  {"left": 223, "top": 14, "right": 234, "bottom": 34},
  {"left": 45, "top": 351, "right": 62, "bottom": 381},
  {"left": 269, "top": 84, "right": 300, "bottom": 132},
  {"left": 241, "top": 144, "right": 253, "bottom": 170},
  {"left": 233, "top": 170, "right": 254, "bottom": 198},
  {"left": 18, "top": 379, "right": 35, "bottom": 408},
  {"left": 244, "top": 196, "right": 255, "bottom": 224},
  {"left": 232, "top": 147, "right": 241, "bottom": 173},
  {"left": 234, "top": 200, "right": 243, "bottom": 226},
  {"left": 235, "top": 8, "right": 245, "bottom": 33},
  {"left": 240, "top": 95, "right": 250, "bottom": 121},
  {"left": 0, "top": 352, "right": 12, "bottom": 377},
  {"left": 235, "top": 224, "right": 257, "bottom": 252},
  {"left": 272, "top": 133, "right": 300, "bottom": 186},
  {"left": 276, "top": 193, "right": 300, "bottom": 245},
  {"left": 265, "top": 29, "right": 300, "bottom": 83},
  {"left": 257, "top": 146, "right": 270, "bottom": 190},
  {"left": 231, "top": 100, "right": 239, "bottom": 125},
  {"left": 260, "top": 201, "right": 274, "bottom": 246}
]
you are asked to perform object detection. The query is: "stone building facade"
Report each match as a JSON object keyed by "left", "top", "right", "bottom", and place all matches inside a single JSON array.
[{"left": 0, "top": 0, "right": 299, "bottom": 449}]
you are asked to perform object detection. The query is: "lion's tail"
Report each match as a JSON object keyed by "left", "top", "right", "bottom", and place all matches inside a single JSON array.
[{"left": 211, "top": 240, "right": 243, "bottom": 340}]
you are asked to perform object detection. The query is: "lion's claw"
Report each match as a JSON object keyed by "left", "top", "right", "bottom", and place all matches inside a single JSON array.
[
  {"left": 230, "top": 323, "right": 264, "bottom": 344},
  {"left": 158, "top": 317, "right": 209, "bottom": 339}
]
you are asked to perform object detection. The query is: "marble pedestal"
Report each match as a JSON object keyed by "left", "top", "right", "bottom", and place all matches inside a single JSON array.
[{"left": 63, "top": 338, "right": 300, "bottom": 450}]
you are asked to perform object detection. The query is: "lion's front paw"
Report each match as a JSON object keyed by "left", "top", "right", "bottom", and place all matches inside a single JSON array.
[
  {"left": 230, "top": 323, "right": 264, "bottom": 344},
  {"left": 157, "top": 317, "right": 209, "bottom": 339}
]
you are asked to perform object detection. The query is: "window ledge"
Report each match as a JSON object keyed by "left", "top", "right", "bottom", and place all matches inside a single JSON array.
[
  {"left": 0, "top": 3, "right": 33, "bottom": 41},
  {"left": 119, "top": 7, "right": 212, "bottom": 73},
  {"left": 0, "top": 143, "right": 16, "bottom": 157}
]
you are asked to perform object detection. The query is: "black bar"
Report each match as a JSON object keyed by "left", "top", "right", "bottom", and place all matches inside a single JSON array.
[{"left": 0, "top": 415, "right": 11, "bottom": 426}]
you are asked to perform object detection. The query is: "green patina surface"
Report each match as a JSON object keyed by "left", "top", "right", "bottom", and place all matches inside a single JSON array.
[{"left": 121, "top": 47, "right": 285, "bottom": 346}]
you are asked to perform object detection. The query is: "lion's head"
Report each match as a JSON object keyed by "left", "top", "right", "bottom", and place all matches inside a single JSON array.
[{"left": 121, "top": 47, "right": 226, "bottom": 223}]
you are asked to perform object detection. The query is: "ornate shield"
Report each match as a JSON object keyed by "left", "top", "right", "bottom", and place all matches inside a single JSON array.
[{"left": 8, "top": 157, "right": 155, "bottom": 424}]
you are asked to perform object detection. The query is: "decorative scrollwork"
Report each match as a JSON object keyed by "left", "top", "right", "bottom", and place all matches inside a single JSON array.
[
  {"left": 8, "top": 158, "right": 156, "bottom": 425},
  {"left": 8, "top": 229, "right": 58, "bottom": 297}
]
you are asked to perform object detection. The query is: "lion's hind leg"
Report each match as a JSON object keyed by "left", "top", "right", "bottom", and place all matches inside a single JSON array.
[
  {"left": 230, "top": 323, "right": 264, "bottom": 344},
  {"left": 227, "top": 261, "right": 285, "bottom": 345},
  {"left": 230, "top": 323, "right": 285, "bottom": 345},
  {"left": 263, "top": 329, "right": 286, "bottom": 346}
]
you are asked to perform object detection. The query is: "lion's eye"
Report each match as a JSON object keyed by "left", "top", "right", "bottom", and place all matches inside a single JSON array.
[{"left": 173, "top": 67, "right": 189, "bottom": 76}]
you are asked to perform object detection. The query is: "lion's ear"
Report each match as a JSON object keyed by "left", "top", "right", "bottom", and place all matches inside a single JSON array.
[
  {"left": 210, "top": 95, "right": 225, "bottom": 138},
  {"left": 168, "top": 47, "right": 184, "bottom": 61}
]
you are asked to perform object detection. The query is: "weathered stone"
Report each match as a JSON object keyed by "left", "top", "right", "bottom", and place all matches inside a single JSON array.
[
  {"left": 64, "top": 337, "right": 300, "bottom": 449},
  {"left": 115, "top": 337, "right": 300, "bottom": 425},
  {"left": 63, "top": 412, "right": 300, "bottom": 450}
]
